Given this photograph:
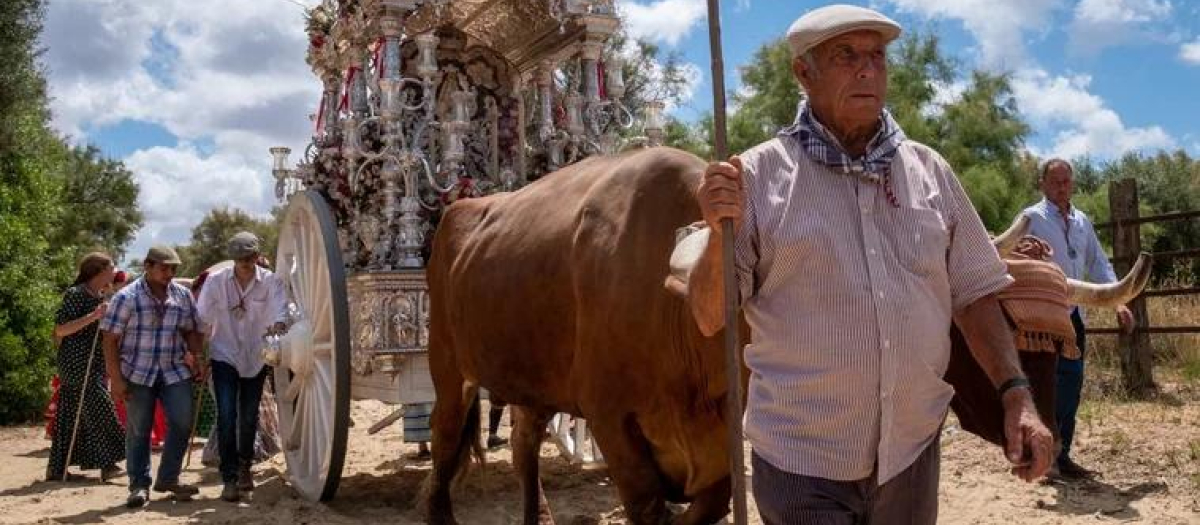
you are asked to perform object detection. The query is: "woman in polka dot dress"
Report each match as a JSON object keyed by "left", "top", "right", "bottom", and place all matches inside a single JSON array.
[{"left": 46, "top": 253, "right": 126, "bottom": 482}]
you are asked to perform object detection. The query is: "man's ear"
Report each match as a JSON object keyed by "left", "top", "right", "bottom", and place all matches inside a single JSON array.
[{"left": 792, "top": 56, "right": 812, "bottom": 92}]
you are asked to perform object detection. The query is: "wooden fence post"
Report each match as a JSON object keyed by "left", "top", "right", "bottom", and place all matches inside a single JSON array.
[{"left": 1108, "top": 178, "right": 1156, "bottom": 395}]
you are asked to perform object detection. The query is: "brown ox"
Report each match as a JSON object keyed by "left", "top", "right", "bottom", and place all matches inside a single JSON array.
[{"left": 424, "top": 147, "right": 1150, "bottom": 525}]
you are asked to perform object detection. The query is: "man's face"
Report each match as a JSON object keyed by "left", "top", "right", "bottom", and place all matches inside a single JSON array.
[
  {"left": 144, "top": 261, "right": 179, "bottom": 286},
  {"left": 234, "top": 253, "right": 259, "bottom": 274},
  {"left": 793, "top": 30, "right": 888, "bottom": 131},
  {"left": 1041, "top": 163, "right": 1075, "bottom": 208}
]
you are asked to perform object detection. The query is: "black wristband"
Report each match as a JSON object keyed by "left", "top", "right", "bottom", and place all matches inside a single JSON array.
[{"left": 998, "top": 376, "right": 1031, "bottom": 397}]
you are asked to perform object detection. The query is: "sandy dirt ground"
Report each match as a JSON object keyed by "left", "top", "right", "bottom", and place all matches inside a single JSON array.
[{"left": 2, "top": 378, "right": 1196, "bottom": 525}]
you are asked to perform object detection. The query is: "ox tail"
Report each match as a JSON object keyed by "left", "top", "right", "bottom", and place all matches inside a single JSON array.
[{"left": 453, "top": 391, "right": 485, "bottom": 483}]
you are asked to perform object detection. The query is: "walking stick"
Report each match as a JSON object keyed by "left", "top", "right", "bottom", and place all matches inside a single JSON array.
[
  {"left": 184, "top": 381, "right": 204, "bottom": 469},
  {"left": 62, "top": 320, "right": 103, "bottom": 482},
  {"left": 704, "top": 1, "right": 747, "bottom": 523},
  {"left": 184, "top": 351, "right": 208, "bottom": 469}
]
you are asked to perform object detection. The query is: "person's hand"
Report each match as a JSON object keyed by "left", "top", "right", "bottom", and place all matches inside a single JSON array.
[
  {"left": 267, "top": 321, "right": 288, "bottom": 336},
  {"left": 110, "top": 376, "right": 130, "bottom": 402},
  {"left": 91, "top": 301, "right": 108, "bottom": 321},
  {"left": 1116, "top": 305, "right": 1135, "bottom": 334},
  {"left": 1001, "top": 387, "right": 1054, "bottom": 482},
  {"left": 697, "top": 156, "right": 746, "bottom": 234},
  {"left": 184, "top": 352, "right": 207, "bottom": 382}
]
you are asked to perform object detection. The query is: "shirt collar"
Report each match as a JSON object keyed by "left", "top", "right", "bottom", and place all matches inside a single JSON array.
[{"left": 1041, "top": 197, "right": 1074, "bottom": 219}]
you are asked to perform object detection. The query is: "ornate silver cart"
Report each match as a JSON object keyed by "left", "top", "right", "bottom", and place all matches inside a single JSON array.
[{"left": 266, "top": 0, "right": 657, "bottom": 501}]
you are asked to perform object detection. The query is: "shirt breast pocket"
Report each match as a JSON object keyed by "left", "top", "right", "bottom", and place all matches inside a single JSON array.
[
  {"left": 887, "top": 207, "right": 949, "bottom": 278},
  {"left": 248, "top": 290, "right": 269, "bottom": 304}
]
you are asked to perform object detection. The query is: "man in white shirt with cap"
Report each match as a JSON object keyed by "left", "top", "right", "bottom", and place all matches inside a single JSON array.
[
  {"left": 689, "top": 4, "right": 1054, "bottom": 523},
  {"left": 196, "top": 231, "right": 288, "bottom": 502}
]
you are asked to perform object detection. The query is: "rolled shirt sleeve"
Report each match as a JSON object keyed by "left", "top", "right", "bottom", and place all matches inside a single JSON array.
[
  {"left": 98, "top": 291, "right": 132, "bottom": 335},
  {"left": 938, "top": 159, "right": 1014, "bottom": 311},
  {"left": 734, "top": 159, "right": 761, "bottom": 303},
  {"left": 175, "top": 288, "right": 199, "bottom": 333}
]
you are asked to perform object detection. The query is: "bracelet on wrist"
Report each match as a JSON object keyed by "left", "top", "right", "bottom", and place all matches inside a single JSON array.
[{"left": 997, "top": 376, "right": 1031, "bottom": 398}]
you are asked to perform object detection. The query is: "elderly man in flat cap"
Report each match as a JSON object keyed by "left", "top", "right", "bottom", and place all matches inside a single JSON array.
[
  {"left": 689, "top": 4, "right": 1053, "bottom": 523},
  {"left": 196, "top": 232, "right": 288, "bottom": 502},
  {"left": 101, "top": 245, "right": 205, "bottom": 507}
]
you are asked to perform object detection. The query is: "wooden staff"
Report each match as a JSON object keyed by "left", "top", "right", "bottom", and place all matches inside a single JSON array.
[
  {"left": 62, "top": 321, "right": 104, "bottom": 481},
  {"left": 704, "top": 1, "right": 747, "bottom": 523},
  {"left": 184, "top": 377, "right": 205, "bottom": 469}
]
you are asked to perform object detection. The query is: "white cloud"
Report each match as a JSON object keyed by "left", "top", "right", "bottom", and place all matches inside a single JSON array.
[
  {"left": 1181, "top": 37, "right": 1200, "bottom": 64},
  {"left": 43, "top": 0, "right": 319, "bottom": 264},
  {"left": 1068, "top": 0, "right": 1173, "bottom": 56},
  {"left": 1011, "top": 68, "right": 1176, "bottom": 159},
  {"left": 883, "top": 0, "right": 1065, "bottom": 70},
  {"left": 618, "top": 0, "right": 708, "bottom": 46}
]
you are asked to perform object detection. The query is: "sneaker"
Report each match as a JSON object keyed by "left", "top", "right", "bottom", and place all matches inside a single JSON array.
[
  {"left": 237, "top": 467, "right": 254, "bottom": 491},
  {"left": 221, "top": 483, "right": 240, "bottom": 502},
  {"left": 486, "top": 435, "right": 509, "bottom": 449},
  {"left": 1057, "top": 458, "right": 1097, "bottom": 480},
  {"left": 152, "top": 481, "right": 200, "bottom": 496},
  {"left": 127, "top": 488, "right": 149, "bottom": 508}
]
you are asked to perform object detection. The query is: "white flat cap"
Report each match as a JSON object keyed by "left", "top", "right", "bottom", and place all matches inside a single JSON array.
[{"left": 786, "top": 4, "right": 902, "bottom": 57}]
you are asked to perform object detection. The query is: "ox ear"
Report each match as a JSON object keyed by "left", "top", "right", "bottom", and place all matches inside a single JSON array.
[
  {"left": 1068, "top": 252, "right": 1153, "bottom": 307},
  {"left": 664, "top": 224, "right": 710, "bottom": 299},
  {"left": 992, "top": 215, "right": 1031, "bottom": 257}
]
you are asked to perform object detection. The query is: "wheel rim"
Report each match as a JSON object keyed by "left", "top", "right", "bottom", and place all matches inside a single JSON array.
[{"left": 275, "top": 190, "right": 351, "bottom": 502}]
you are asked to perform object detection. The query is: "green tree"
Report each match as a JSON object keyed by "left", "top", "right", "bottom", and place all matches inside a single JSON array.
[
  {"left": 0, "top": 0, "right": 73, "bottom": 423},
  {"left": 1072, "top": 151, "right": 1200, "bottom": 279},
  {"left": 176, "top": 207, "right": 281, "bottom": 277},
  {"left": 52, "top": 145, "right": 143, "bottom": 261},
  {"left": 725, "top": 39, "right": 799, "bottom": 155}
]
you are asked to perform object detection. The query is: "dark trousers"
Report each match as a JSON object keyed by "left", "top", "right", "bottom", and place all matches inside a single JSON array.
[
  {"left": 752, "top": 438, "right": 940, "bottom": 525},
  {"left": 210, "top": 360, "right": 266, "bottom": 483},
  {"left": 1055, "top": 309, "right": 1088, "bottom": 463}
]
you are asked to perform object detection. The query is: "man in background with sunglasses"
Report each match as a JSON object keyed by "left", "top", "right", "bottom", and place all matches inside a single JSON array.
[
  {"left": 195, "top": 231, "right": 288, "bottom": 502},
  {"left": 101, "top": 246, "right": 205, "bottom": 507}
]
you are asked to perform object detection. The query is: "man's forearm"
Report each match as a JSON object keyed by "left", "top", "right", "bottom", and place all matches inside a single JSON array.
[
  {"left": 186, "top": 331, "right": 204, "bottom": 359},
  {"left": 102, "top": 333, "right": 122, "bottom": 380},
  {"left": 688, "top": 237, "right": 728, "bottom": 337},
  {"left": 952, "top": 293, "right": 1025, "bottom": 387}
]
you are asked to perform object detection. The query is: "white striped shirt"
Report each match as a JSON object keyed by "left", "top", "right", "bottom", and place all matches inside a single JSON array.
[{"left": 735, "top": 137, "right": 1013, "bottom": 484}]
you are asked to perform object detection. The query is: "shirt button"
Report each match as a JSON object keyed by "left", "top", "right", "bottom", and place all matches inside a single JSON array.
[
  {"left": 861, "top": 207, "right": 870, "bottom": 215},
  {"left": 883, "top": 339, "right": 891, "bottom": 349},
  {"left": 877, "top": 291, "right": 885, "bottom": 299},
  {"left": 869, "top": 248, "right": 877, "bottom": 255}
]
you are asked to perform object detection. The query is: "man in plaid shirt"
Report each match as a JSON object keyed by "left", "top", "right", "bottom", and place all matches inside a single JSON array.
[{"left": 101, "top": 246, "right": 206, "bottom": 508}]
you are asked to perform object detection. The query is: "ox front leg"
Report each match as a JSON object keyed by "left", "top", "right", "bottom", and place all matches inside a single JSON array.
[
  {"left": 672, "top": 476, "right": 731, "bottom": 525},
  {"left": 587, "top": 418, "right": 671, "bottom": 525},
  {"left": 512, "top": 406, "right": 556, "bottom": 525}
]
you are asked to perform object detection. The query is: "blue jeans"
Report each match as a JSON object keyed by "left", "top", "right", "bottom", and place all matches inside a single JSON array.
[
  {"left": 1055, "top": 309, "right": 1087, "bottom": 463},
  {"left": 210, "top": 360, "right": 266, "bottom": 483},
  {"left": 125, "top": 377, "right": 193, "bottom": 491}
]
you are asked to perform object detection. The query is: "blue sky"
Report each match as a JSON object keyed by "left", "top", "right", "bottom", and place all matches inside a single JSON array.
[{"left": 42, "top": 0, "right": 1200, "bottom": 265}]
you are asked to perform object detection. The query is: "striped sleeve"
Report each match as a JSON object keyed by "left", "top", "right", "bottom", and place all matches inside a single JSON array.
[
  {"left": 937, "top": 157, "right": 1013, "bottom": 311},
  {"left": 735, "top": 152, "right": 761, "bottom": 302}
]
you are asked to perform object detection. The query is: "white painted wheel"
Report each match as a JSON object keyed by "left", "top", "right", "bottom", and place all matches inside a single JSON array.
[{"left": 274, "top": 190, "right": 351, "bottom": 502}]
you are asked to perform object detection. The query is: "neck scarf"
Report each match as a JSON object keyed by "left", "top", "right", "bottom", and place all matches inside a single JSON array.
[{"left": 779, "top": 99, "right": 906, "bottom": 207}]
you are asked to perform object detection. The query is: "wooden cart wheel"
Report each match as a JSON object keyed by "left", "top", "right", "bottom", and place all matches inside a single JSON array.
[{"left": 274, "top": 190, "right": 352, "bottom": 501}]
